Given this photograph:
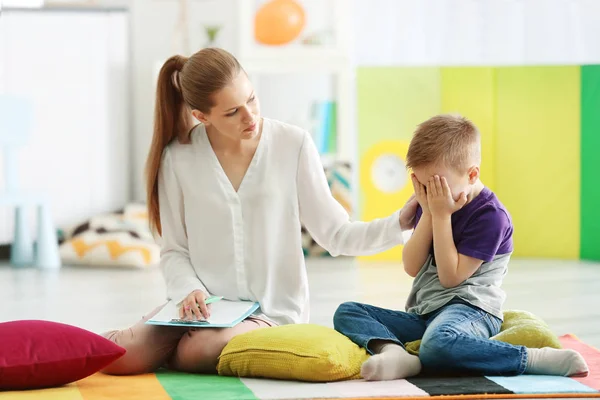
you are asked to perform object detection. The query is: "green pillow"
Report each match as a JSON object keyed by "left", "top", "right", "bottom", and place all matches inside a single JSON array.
[{"left": 404, "top": 309, "right": 561, "bottom": 355}]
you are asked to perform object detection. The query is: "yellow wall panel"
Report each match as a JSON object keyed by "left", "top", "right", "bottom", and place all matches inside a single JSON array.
[
  {"left": 441, "top": 67, "right": 496, "bottom": 191},
  {"left": 495, "top": 67, "right": 580, "bottom": 259}
]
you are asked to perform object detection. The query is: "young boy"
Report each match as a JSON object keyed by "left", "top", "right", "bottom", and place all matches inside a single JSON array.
[{"left": 333, "top": 114, "right": 589, "bottom": 381}]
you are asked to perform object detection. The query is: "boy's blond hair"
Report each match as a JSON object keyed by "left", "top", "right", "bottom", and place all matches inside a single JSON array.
[{"left": 406, "top": 114, "right": 481, "bottom": 173}]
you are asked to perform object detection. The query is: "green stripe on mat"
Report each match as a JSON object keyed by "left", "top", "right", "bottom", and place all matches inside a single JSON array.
[
  {"left": 581, "top": 65, "right": 600, "bottom": 261},
  {"left": 155, "top": 370, "right": 258, "bottom": 400}
]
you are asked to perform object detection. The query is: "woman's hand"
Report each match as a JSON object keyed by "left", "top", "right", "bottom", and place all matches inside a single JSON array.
[
  {"left": 179, "top": 289, "right": 211, "bottom": 320},
  {"left": 399, "top": 194, "right": 418, "bottom": 230}
]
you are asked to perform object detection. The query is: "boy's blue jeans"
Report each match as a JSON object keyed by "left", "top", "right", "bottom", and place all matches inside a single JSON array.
[{"left": 333, "top": 299, "right": 528, "bottom": 376}]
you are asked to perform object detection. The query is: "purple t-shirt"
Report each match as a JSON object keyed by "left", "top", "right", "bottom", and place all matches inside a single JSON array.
[
  {"left": 406, "top": 187, "right": 514, "bottom": 319},
  {"left": 414, "top": 186, "right": 513, "bottom": 262}
]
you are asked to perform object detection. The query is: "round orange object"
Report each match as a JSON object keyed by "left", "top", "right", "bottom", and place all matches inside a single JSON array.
[{"left": 254, "top": 0, "right": 306, "bottom": 46}]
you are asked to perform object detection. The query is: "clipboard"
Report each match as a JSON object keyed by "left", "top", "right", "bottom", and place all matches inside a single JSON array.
[{"left": 146, "top": 298, "right": 260, "bottom": 328}]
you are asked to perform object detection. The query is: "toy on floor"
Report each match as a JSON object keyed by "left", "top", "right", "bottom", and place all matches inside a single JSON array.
[{"left": 58, "top": 203, "right": 159, "bottom": 268}]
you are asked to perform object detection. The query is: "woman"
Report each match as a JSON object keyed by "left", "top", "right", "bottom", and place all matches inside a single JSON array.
[{"left": 102, "top": 47, "right": 417, "bottom": 375}]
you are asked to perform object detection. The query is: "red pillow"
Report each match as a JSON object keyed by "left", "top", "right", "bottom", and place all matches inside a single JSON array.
[{"left": 0, "top": 320, "right": 126, "bottom": 390}]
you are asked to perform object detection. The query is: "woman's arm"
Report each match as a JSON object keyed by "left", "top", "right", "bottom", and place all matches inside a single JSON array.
[
  {"left": 158, "top": 148, "right": 208, "bottom": 304},
  {"left": 297, "top": 132, "right": 411, "bottom": 257}
]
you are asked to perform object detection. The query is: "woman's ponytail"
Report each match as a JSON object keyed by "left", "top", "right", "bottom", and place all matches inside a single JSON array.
[{"left": 145, "top": 55, "right": 191, "bottom": 235}]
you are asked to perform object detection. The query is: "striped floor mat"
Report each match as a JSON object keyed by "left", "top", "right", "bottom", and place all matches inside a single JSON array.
[{"left": 2, "top": 334, "right": 598, "bottom": 400}]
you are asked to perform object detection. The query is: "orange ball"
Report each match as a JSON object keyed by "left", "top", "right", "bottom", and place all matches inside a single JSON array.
[{"left": 254, "top": 0, "right": 306, "bottom": 46}]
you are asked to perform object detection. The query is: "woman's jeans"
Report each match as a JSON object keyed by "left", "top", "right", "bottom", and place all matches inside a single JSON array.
[{"left": 333, "top": 299, "right": 528, "bottom": 376}]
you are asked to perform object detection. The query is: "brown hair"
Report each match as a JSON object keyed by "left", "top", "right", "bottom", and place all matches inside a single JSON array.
[
  {"left": 405, "top": 114, "right": 481, "bottom": 173},
  {"left": 146, "top": 48, "right": 242, "bottom": 235}
]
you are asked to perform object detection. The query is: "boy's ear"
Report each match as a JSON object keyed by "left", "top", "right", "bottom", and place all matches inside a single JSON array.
[{"left": 468, "top": 166, "right": 480, "bottom": 184}]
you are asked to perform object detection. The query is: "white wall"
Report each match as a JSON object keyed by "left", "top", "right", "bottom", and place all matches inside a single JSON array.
[
  {"left": 354, "top": 0, "right": 600, "bottom": 66},
  {"left": 50, "top": 0, "right": 600, "bottom": 206}
]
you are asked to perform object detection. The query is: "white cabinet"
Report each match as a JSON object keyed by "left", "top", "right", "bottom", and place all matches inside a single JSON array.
[{"left": 0, "top": 8, "right": 130, "bottom": 244}]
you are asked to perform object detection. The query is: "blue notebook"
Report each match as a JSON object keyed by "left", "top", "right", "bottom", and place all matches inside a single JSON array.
[{"left": 146, "top": 298, "right": 260, "bottom": 328}]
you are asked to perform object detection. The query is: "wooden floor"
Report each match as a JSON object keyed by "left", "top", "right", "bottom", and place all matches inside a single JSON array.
[{"left": 1, "top": 257, "right": 599, "bottom": 348}]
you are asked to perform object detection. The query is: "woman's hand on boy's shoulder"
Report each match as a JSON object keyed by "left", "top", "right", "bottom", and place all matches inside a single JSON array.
[{"left": 399, "top": 194, "right": 418, "bottom": 230}]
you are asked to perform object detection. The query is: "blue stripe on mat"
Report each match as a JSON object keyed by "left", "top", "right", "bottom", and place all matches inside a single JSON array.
[{"left": 487, "top": 375, "right": 599, "bottom": 394}]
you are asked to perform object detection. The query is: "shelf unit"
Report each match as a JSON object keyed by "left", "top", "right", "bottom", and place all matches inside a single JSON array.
[{"left": 234, "top": 0, "right": 358, "bottom": 215}]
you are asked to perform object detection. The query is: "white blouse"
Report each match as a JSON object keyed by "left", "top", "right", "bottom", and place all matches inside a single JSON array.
[{"left": 158, "top": 118, "right": 405, "bottom": 325}]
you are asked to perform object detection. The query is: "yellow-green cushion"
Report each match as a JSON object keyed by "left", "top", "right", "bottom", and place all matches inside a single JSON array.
[
  {"left": 405, "top": 309, "right": 562, "bottom": 355},
  {"left": 492, "top": 310, "right": 562, "bottom": 348},
  {"left": 217, "top": 323, "right": 369, "bottom": 382}
]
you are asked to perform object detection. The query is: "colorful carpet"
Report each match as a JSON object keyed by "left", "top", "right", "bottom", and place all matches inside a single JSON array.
[{"left": 2, "top": 334, "right": 599, "bottom": 399}]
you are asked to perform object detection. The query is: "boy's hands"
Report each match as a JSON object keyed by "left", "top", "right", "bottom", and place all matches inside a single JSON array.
[
  {"left": 411, "top": 174, "right": 429, "bottom": 215},
  {"left": 427, "top": 175, "right": 467, "bottom": 218}
]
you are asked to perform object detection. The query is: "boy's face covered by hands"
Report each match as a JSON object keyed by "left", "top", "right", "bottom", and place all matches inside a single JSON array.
[{"left": 411, "top": 164, "right": 478, "bottom": 217}]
